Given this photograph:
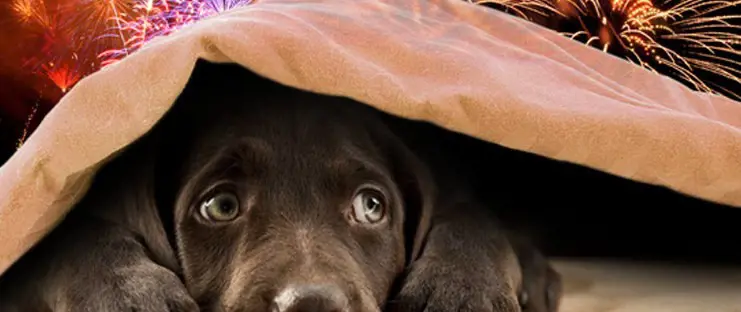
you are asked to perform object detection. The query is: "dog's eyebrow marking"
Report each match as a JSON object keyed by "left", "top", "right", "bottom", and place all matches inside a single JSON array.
[
  {"left": 197, "top": 137, "right": 274, "bottom": 179},
  {"left": 329, "top": 142, "right": 389, "bottom": 178},
  {"left": 224, "top": 137, "right": 274, "bottom": 164},
  {"left": 237, "top": 137, "right": 274, "bottom": 155}
]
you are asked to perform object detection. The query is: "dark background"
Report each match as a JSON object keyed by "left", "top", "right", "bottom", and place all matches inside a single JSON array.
[{"left": 452, "top": 126, "right": 741, "bottom": 266}]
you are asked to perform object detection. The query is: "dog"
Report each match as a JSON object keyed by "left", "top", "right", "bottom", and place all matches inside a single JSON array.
[{"left": 0, "top": 61, "right": 561, "bottom": 312}]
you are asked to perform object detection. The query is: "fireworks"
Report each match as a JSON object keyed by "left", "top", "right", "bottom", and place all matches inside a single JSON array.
[
  {"left": 99, "top": 0, "right": 254, "bottom": 65},
  {"left": 465, "top": 0, "right": 741, "bottom": 99},
  {"left": 544, "top": 0, "right": 741, "bottom": 100},
  {"left": 8, "top": 0, "right": 741, "bottom": 99},
  {"left": 42, "top": 60, "right": 82, "bottom": 93},
  {"left": 7, "top": 0, "right": 254, "bottom": 149},
  {"left": 12, "top": 0, "right": 51, "bottom": 28},
  {"left": 10, "top": 0, "right": 255, "bottom": 84}
]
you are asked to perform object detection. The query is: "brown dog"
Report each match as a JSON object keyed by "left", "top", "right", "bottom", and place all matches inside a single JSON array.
[{"left": 0, "top": 62, "right": 561, "bottom": 312}]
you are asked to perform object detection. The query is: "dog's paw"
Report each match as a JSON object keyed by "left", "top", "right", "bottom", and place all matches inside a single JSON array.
[
  {"left": 60, "top": 262, "right": 199, "bottom": 312},
  {"left": 387, "top": 259, "right": 521, "bottom": 312}
]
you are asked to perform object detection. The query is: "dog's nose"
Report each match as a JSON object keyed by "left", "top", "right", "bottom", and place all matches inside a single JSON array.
[{"left": 271, "top": 284, "right": 349, "bottom": 312}]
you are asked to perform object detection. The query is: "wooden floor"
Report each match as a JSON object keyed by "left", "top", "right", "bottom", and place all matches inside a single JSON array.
[{"left": 554, "top": 259, "right": 741, "bottom": 312}]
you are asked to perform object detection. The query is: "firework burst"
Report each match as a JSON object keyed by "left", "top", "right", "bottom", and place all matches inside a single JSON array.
[
  {"left": 11, "top": 0, "right": 85, "bottom": 82},
  {"left": 545, "top": 0, "right": 741, "bottom": 99},
  {"left": 12, "top": 0, "right": 51, "bottom": 28},
  {"left": 98, "top": 0, "right": 254, "bottom": 65},
  {"left": 7, "top": 0, "right": 256, "bottom": 149},
  {"left": 41, "top": 59, "right": 82, "bottom": 93},
  {"left": 61, "top": 0, "right": 135, "bottom": 53}
]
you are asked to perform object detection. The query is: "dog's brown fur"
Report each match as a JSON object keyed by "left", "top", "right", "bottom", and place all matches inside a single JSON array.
[{"left": 0, "top": 62, "right": 561, "bottom": 312}]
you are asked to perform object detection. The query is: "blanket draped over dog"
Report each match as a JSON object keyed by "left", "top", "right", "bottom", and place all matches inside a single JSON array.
[{"left": 1, "top": 0, "right": 740, "bottom": 310}]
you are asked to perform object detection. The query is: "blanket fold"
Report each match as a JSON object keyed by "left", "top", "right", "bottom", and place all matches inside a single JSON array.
[{"left": 1, "top": 0, "right": 740, "bottom": 310}]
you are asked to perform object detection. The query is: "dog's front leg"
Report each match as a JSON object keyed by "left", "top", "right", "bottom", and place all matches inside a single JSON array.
[
  {"left": 0, "top": 214, "right": 198, "bottom": 312},
  {"left": 388, "top": 199, "right": 522, "bottom": 312}
]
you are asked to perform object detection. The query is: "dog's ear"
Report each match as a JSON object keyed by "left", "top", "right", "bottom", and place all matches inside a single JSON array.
[
  {"left": 369, "top": 117, "right": 437, "bottom": 265},
  {"left": 81, "top": 130, "right": 180, "bottom": 272},
  {"left": 393, "top": 142, "right": 436, "bottom": 264}
]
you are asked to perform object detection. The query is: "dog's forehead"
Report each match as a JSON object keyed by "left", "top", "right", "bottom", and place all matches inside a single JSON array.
[
  {"left": 193, "top": 97, "right": 380, "bottom": 146},
  {"left": 182, "top": 99, "right": 391, "bottom": 173}
]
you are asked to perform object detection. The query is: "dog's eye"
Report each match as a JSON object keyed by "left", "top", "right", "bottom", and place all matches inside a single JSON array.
[
  {"left": 351, "top": 189, "right": 386, "bottom": 224},
  {"left": 199, "top": 192, "right": 240, "bottom": 222}
]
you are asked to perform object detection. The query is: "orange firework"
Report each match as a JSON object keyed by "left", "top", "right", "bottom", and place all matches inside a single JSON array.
[
  {"left": 12, "top": 0, "right": 34, "bottom": 23},
  {"left": 60, "top": 0, "right": 135, "bottom": 60},
  {"left": 617, "top": 0, "right": 667, "bottom": 53},
  {"left": 12, "top": 0, "right": 51, "bottom": 28},
  {"left": 41, "top": 61, "right": 82, "bottom": 93},
  {"left": 537, "top": 0, "right": 741, "bottom": 100},
  {"left": 554, "top": 0, "right": 668, "bottom": 52}
]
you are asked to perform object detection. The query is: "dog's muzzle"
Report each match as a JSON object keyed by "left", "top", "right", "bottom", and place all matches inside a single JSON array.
[{"left": 271, "top": 284, "right": 349, "bottom": 312}]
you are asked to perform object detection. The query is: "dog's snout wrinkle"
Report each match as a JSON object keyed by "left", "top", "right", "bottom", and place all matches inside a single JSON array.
[{"left": 272, "top": 284, "right": 349, "bottom": 312}]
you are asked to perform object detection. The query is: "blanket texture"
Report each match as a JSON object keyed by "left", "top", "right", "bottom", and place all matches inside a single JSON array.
[{"left": 1, "top": 0, "right": 740, "bottom": 309}]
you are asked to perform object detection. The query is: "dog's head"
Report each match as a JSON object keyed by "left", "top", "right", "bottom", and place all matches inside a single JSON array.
[{"left": 156, "top": 63, "right": 435, "bottom": 312}]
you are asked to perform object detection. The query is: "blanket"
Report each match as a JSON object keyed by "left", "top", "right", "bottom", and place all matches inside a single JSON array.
[{"left": 1, "top": 0, "right": 740, "bottom": 310}]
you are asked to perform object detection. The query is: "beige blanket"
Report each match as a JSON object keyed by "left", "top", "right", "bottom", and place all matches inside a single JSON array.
[{"left": 1, "top": 0, "right": 740, "bottom": 309}]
